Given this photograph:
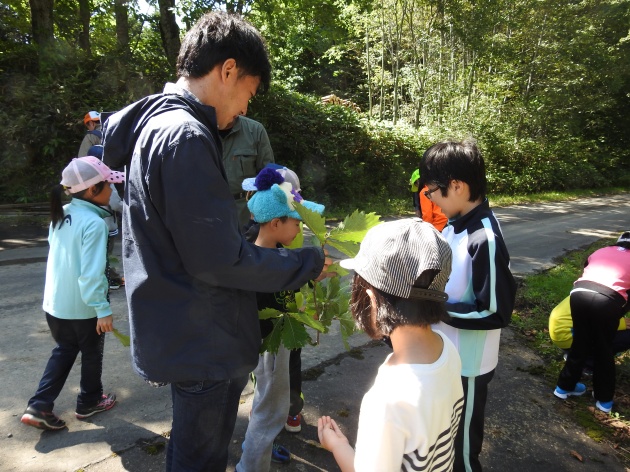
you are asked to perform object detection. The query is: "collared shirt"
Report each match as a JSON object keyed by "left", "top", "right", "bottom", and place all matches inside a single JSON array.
[{"left": 220, "top": 116, "right": 274, "bottom": 228}]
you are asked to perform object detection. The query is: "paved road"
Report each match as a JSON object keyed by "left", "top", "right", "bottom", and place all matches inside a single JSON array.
[
  {"left": 494, "top": 193, "right": 630, "bottom": 275},
  {"left": 0, "top": 192, "right": 628, "bottom": 472}
]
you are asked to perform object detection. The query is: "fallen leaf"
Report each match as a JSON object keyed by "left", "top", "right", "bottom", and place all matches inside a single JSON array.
[{"left": 570, "top": 450, "right": 583, "bottom": 462}]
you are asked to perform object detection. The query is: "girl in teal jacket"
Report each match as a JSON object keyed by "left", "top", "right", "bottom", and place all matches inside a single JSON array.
[{"left": 21, "top": 156, "right": 124, "bottom": 430}]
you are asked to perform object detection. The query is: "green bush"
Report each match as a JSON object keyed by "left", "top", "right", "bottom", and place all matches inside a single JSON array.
[
  {"left": 249, "top": 84, "right": 426, "bottom": 213},
  {"left": 0, "top": 44, "right": 163, "bottom": 203}
]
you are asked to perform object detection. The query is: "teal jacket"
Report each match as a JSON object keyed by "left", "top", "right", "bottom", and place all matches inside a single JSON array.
[{"left": 42, "top": 198, "right": 112, "bottom": 320}]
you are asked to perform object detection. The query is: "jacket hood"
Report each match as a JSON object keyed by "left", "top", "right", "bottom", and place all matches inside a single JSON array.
[{"left": 102, "top": 83, "right": 217, "bottom": 170}]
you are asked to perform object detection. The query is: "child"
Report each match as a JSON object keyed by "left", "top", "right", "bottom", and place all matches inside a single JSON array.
[
  {"left": 78, "top": 111, "right": 102, "bottom": 158},
  {"left": 554, "top": 231, "right": 630, "bottom": 413},
  {"left": 419, "top": 140, "right": 516, "bottom": 472},
  {"left": 317, "top": 218, "right": 464, "bottom": 472},
  {"left": 549, "top": 295, "right": 630, "bottom": 358},
  {"left": 243, "top": 163, "right": 308, "bottom": 433},
  {"left": 20, "top": 156, "right": 123, "bottom": 430},
  {"left": 87, "top": 144, "right": 125, "bottom": 289},
  {"left": 236, "top": 167, "right": 325, "bottom": 472},
  {"left": 410, "top": 169, "right": 447, "bottom": 231}
]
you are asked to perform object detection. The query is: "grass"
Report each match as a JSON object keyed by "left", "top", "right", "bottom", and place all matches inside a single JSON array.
[
  {"left": 513, "top": 238, "right": 630, "bottom": 463},
  {"left": 489, "top": 186, "right": 627, "bottom": 207}
]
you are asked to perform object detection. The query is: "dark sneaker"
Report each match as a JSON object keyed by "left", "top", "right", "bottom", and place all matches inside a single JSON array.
[
  {"left": 75, "top": 393, "right": 116, "bottom": 419},
  {"left": 285, "top": 413, "right": 302, "bottom": 433},
  {"left": 21, "top": 406, "right": 66, "bottom": 430},
  {"left": 271, "top": 442, "right": 291, "bottom": 464},
  {"left": 109, "top": 277, "right": 125, "bottom": 290}
]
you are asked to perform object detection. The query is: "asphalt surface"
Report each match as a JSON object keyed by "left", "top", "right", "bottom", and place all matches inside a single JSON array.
[{"left": 1, "top": 193, "right": 629, "bottom": 472}]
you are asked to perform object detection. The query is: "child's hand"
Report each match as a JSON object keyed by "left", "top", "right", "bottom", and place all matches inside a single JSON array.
[
  {"left": 96, "top": 315, "right": 114, "bottom": 335},
  {"left": 317, "top": 416, "right": 349, "bottom": 451}
]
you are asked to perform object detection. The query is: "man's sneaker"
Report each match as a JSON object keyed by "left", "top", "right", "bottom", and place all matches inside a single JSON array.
[
  {"left": 21, "top": 406, "right": 66, "bottom": 430},
  {"left": 285, "top": 413, "right": 302, "bottom": 433},
  {"left": 595, "top": 400, "right": 613, "bottom": 413},
  {"left": 554, "top": 383, "right": 586, "bottom": 399},
  {"left": 271, "top": 442, "right": 291, "bottom": 464},
  {"left": 75, "top": 393, "right": 116, "bottom": 419}
]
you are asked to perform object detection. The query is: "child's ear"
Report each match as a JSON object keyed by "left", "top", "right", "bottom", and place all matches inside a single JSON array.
[{"left": 451, "top": 180, "right": 467, "bottom": 195}]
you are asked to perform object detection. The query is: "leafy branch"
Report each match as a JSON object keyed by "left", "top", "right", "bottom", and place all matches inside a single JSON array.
[{"left": 261, "top": 204, "right": 381, "bottom": 353}]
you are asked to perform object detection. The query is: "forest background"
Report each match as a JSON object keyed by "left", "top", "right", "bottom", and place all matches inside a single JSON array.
[{"left": 1, "top": 0, "right": 629, "bottom": 212}]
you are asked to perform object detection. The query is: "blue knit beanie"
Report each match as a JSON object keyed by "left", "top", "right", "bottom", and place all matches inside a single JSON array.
[{"left": 247, "top": 168, "right": 324, "bottom": 223}]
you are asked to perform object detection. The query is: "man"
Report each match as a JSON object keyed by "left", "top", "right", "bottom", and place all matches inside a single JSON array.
[
  {"left": 220, "top": 115, "right": 275, "bottom": 229},
  {"left": 102, "top": 12, "right": 328, "bottom": 471}
]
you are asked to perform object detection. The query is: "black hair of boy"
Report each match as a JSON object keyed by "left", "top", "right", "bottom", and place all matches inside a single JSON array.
[
  {"left": 176, "top": 12, "right": 271, "bottom": 93},
  {"left": 350, "top": 270, "right": 449, "bottom": 338},
  {"left": 420, "top": 140, "right": 487, "bottom": 202}
]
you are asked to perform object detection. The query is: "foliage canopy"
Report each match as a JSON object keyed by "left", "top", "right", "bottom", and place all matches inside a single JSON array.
[{"left": 1, "top": 0, "right": 629, "bottom": 206}]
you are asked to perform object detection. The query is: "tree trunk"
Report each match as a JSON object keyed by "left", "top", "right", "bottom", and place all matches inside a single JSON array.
[
  {"left": 158, "top": 0, "right": 180, "bottom": 68},
  {"left": 115, "top": 0, "right": 130, "bottom": 56},
  {"left": 77, "top": 0, "right": 90, "bottom": 54},
  {"left": 366, "top": 27, "right": 372, "bottom": 120},
  {"left": 379, "top": 7, "right": 385, "bottom": 121},
  {"left": 29, "top": 0, "right": 54, "bottom": 48}
]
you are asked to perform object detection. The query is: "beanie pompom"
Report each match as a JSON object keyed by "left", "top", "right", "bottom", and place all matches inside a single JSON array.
[{"left": 254, "top": 167, "right": 284, "bottom": 191}]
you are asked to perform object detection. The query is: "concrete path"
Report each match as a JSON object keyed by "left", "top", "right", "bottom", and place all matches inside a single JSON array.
[{"left": 1, "top": 192, "right": 629, "bottom": 471}]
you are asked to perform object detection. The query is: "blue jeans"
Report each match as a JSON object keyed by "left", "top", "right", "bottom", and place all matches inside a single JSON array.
[
  {"left": 28, "top": 313, "right": 104, "bottom": 412},
  {"left": 167, "top": 375, "right": 248, "bottom": 472}
]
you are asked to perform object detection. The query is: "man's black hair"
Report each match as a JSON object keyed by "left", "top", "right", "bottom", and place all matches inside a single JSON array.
[
  {"left": 420, "top": 140, "right": 487, "bottom": 202},
  {"left": 176, "top": 11, "right": 271, "bottom": 94}
]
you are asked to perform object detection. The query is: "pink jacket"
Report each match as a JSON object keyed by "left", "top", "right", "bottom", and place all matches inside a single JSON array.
[{"left": 577, "top": 246, "right": 630, "bottom": 301}]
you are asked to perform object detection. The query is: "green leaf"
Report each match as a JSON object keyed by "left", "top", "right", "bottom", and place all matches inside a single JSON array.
[
  {"left": 327, "top": 239, "right": 361, "bottom": 257},
  {"left": 281, "top": 315, "right": 312, "bottom": 350},
  {"left": 328, "top": 210, "right": 381, "bottom": 243},
  {"left": 293, "top": 202, "right": 327, "bottom": 244},
  {"left": 285, "top": 221, "right": 304, "bottom": 249},
  {"left": 112, "top": 328, "right": 130, "bottom": 347},
  {"left": 288, "top": 311, "right": 327, "bottom": 333},
  {"left": 261, "top": 316, "right": 285, "bottom": 354},
  {"left": 259, "top": 308, "right": 283, "bottom": 320},
  {"left": 326, "top": 275, "right": 340, "bottom": 298},
  {"left": 295, "top": 291, "right": 305, "bottom": 311},
  {"left": 328, "top": 261, "right": 350, "bottom": 277},
  {"left": 338, "top": 312, "right": 358, "bottom": 350}
]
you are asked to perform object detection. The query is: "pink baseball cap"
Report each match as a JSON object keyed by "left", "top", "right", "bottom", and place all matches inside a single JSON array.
[{"left": 61, "top": 156, "right": 125, "bottom": 195}]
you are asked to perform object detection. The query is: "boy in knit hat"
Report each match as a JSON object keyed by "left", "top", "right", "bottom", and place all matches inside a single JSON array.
[{"left": 236, "top": 167, "right": 324, "bottom": 471}]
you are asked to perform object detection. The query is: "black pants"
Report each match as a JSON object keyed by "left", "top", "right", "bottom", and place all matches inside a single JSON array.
[
  {"left": 28, "top": 313, "right": 105, "bottom": 412},
  {"left": 557, "top": 290, "right": 624, "bottom": 402},
  {"left": 288, "top": 348, "right": 303, "bottom": 416},
  {"left": 454, "top": 369, "right": 495, "bottom": 472}
]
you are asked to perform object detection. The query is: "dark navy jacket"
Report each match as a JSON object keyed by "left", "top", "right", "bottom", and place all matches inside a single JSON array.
[{"left": 102, "top": 83, "right": 324, "bottom": 383}]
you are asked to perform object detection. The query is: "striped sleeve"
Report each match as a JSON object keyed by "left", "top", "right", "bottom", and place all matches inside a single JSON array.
[{"left": 445, "top": 216, "right": 516, "bottom": 330}]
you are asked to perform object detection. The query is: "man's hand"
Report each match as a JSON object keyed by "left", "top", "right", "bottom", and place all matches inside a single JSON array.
[
  {"left": 96, "top": 315, "right": 114, "bottom": 335},
  {"left": 315, "top": 254, "right": 335, "bottom": 281}
]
